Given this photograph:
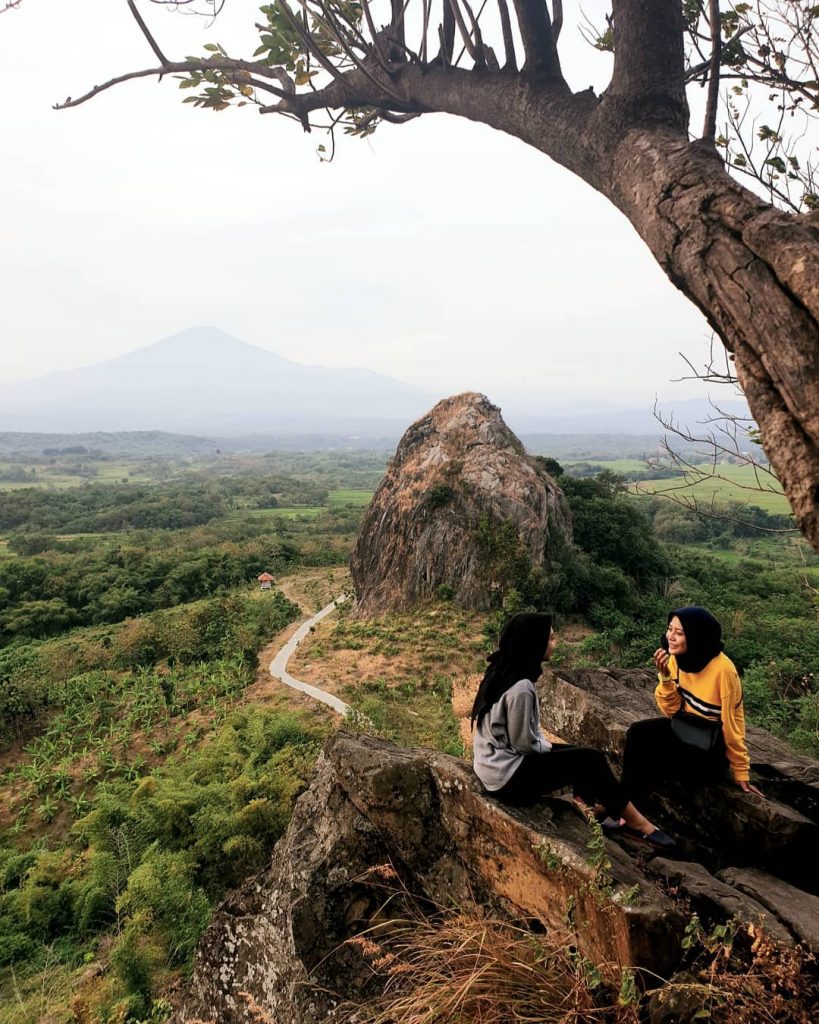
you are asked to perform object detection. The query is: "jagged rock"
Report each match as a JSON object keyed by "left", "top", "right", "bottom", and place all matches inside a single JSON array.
[
  {"left": 536, "top": 666, "right": 819, "bottom": 891},
  {"left": 176, "top": 731, "right": 681, "bottom": 1023},
  {"left": 715, "top": 867, "right": 819, "bottom": 954},
  {"left": 328, "top": 731, "right": 681, "bottom": 972},
  {"left": 647, "top": 858, "right": 794, "bottom": 946},
  {"left": 349, "top": 392, "right": 570, "bottom": 612}
]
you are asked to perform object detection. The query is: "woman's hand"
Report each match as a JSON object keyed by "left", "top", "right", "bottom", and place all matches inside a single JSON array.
[
  {"left": 738, "top": 780, "right": 764, "bottom": 797},
  {"left": 653, "top": 648, "right": 672, "bottom": 677}
]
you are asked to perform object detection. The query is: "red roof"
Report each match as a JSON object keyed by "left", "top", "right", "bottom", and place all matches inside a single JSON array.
[{"left": 257, "top": 572, "right": 275, "bottom": 582}]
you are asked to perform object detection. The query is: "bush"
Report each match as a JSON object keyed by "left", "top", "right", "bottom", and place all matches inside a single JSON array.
[
  {"left": 0, "top": 590, "right": 300, "bottom": 742},
  {"left": 1, "top": 705, "right": 323, "bottom": 1014}
]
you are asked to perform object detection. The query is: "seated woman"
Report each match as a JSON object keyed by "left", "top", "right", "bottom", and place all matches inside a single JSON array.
[
  {"left": 471, "top": 611, "right": 674, "bottom": 849},
  {"left": 621, "top": 606, "right": 763, "bottom": 802}
]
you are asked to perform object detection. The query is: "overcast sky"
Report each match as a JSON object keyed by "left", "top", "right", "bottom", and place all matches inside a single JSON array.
[{"left": 0, "top": 0, "right": 719, "bottom": 418}]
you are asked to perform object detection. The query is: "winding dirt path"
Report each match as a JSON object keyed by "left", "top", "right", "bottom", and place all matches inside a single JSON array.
[{"left": 268, "top": 597, "right": 351, "bottom": 715}]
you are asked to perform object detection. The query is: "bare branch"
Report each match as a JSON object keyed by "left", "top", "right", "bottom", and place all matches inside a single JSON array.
[
  {"left": 640, "top": 483, "right": 796, "bottom": 533},
  {"left": 642, "top": 394, "right": 795, "bottom": 535},
  {"left": 551, "top": 0, "right": 563, "bottom": 43},
  {"left": 378, "top": 109, "right": 422, "bottom": 123},
  {"left": 511, "top": 0, "right": 560, "bottom": 74},
  {"left": 496, "top": 0, "right": 516, "bottom": 70},
  {"left": 149, "top": 0, "right": 226, "bottom": 12},
  {"left": 437, "top": 0, "right": 456, "bottom": 65},
  {"left": 448, "top": 0, "right": 480, "bottom": 62},
  {"left": 389, "top": 0, "right": 407, "bottom": 61},
  {"left": 127, "top": 0, "right": 170, "bottom": 66},
  {"left": 277, "top": 0, "right": 347, "bottom": 84},
  {"left": 295, "top": 0, "right": 405, "bottom": 100},
  {"left": 420, "top": 0, "right": 431, "bottom": 63},
  {"left": 361, "top": 0, "right": 391, "bottom": 69},
  {"left": 702, "top": 0, "right": 720, "bottom": 140}
]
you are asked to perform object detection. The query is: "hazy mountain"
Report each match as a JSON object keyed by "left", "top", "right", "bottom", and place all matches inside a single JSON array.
[
  {"left": 0, "top": 326, "right": 751, "bottom": 438},
  {"left": 0, "top": 327, "right": 438, "bottom": 435}
]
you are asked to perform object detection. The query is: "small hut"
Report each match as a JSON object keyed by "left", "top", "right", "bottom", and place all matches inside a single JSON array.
[{"left": 257, "top": 572, "right": 275, "bottom": 591}]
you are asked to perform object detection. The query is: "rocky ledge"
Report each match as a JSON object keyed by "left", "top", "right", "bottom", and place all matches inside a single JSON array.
[
  {"left": 174, "top": 695, "right": 819, "bottom": 1023},
  {"left": 537, "top": 666, "right": 819, "bottom": 891}
]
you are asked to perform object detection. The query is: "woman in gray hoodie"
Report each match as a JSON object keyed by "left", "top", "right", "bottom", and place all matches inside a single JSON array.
[{"left": 471, "top": 612, "right": 673, "bottom": 849}]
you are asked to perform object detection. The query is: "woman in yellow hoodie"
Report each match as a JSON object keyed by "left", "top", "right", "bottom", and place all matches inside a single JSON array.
[{"left": 621, "top": 606, "right": 763, "bottom": 802}]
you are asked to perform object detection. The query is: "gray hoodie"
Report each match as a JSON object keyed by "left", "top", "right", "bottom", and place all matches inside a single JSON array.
[{"left": 472, "top": 677, "right": 552, "bottom": 791}]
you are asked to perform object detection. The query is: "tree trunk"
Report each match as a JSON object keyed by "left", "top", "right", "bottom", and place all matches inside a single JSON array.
[
  {"left": 383, "top": 77, "right": 819, "bottom": 546},
  {"left": 606, "top": 129, "right": 819, "bottom": 548}
]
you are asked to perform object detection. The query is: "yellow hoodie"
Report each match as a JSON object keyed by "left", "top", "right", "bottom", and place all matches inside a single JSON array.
[{"left": 656, "top": 652, "right": 750, "bottom": 783}]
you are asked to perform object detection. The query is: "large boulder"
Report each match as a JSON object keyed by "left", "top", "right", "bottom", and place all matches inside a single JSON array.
[{"left": 349, "top": 392, "right": 570, "bottom": 612}]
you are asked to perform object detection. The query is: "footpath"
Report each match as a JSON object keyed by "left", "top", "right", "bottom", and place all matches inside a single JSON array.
[{"left": 269, "top": 596, "right": 350, "bottom": 716}]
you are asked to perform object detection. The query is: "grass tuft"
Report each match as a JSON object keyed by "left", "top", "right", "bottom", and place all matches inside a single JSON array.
[{"left": 338, "top": 911, "right": 640, "bottom": 1024}]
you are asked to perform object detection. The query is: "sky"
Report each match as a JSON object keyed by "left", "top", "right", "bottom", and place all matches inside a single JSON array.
[{"left": 0, "top": 0, "right": 720, "bottom": 419}]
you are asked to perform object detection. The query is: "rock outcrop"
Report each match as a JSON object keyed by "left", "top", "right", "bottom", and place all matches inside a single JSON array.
[
  {"left": 349, "top": 393, "right": 570, "bottom": 612},
  {"left": 178, "top": 731, "right": 680, "bottom": 1023},
  {"left": 174, "top": 671, "right": 819, "bottom": 1024}
]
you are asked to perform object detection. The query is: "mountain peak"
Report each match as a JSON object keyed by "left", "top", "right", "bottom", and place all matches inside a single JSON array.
[
  {"left": 110, "top": 326, "right": 292, "bottom": 370},
  {"left": 0, "top": 326, "right": 434, "bottom": 433}
]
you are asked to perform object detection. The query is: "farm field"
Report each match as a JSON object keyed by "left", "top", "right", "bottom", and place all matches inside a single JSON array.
[
  {"left": 0, "top": 459, "right": 160, "bottom": 491},
  {"left": 220, "top": 489, "right": 373, "bottom": 521},
  {"left": 628, "top": 462, "right": 789, "bottom": 514},
  {"left": 223, "top": 506, "right": 325, "bottom": 520},
  {"left": 328, "top": 488, "right": 373, "bottom": 506},
  {"left": 686, "top": 541, "right": 819, "bottom": 581}
]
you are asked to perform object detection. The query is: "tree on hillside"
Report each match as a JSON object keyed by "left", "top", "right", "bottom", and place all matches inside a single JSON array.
[{"left": 61, "top": 0, "right": 819, "bottom": 547}]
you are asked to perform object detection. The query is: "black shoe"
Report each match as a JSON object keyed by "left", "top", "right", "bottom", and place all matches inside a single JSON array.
[
  {"left": 599, "top": 816, "right": 625, "bottom": 835},
  {"left": 620, "top": 825, "right": 676, "bottom": 850}
]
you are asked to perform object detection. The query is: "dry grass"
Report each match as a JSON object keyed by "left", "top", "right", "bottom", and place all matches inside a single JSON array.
[
  {"left": 451, "top": 673, "right": 481, "bottom": 755},
  {"left": 331, "top": 904, "right": 819, "bottom": 1024},
  {"left": 287, "top": 600, "right": 489, "bottom": 752},
  {"left": 338, "top": 911, "right": 640, "bottom": 1024},
  {"left": 194, "top": 912, "right": 819, "bottom": 1024},
  {"left": 275, "top": 567, "right": 352, "bottom": 614}
]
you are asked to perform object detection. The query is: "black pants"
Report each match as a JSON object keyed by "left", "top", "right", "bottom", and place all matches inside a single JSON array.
[
  {"left": 621, "top": 717, "right": 729, "bottom": 806},
  {"left": 493, "top": 743, "right": 629, "bottom": 818}
]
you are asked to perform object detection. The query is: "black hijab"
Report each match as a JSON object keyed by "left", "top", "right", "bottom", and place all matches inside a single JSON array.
[
  {"left": 470, "top": 612, "right": 552, "bottom": 728},
  {"left": 668, "top": 606, "right": 724, "bottom": 673}
]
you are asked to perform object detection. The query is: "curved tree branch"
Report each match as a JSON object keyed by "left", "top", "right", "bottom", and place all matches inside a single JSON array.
[{"left": 55, "top": 57, "right": 295, "bottom": 109}]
